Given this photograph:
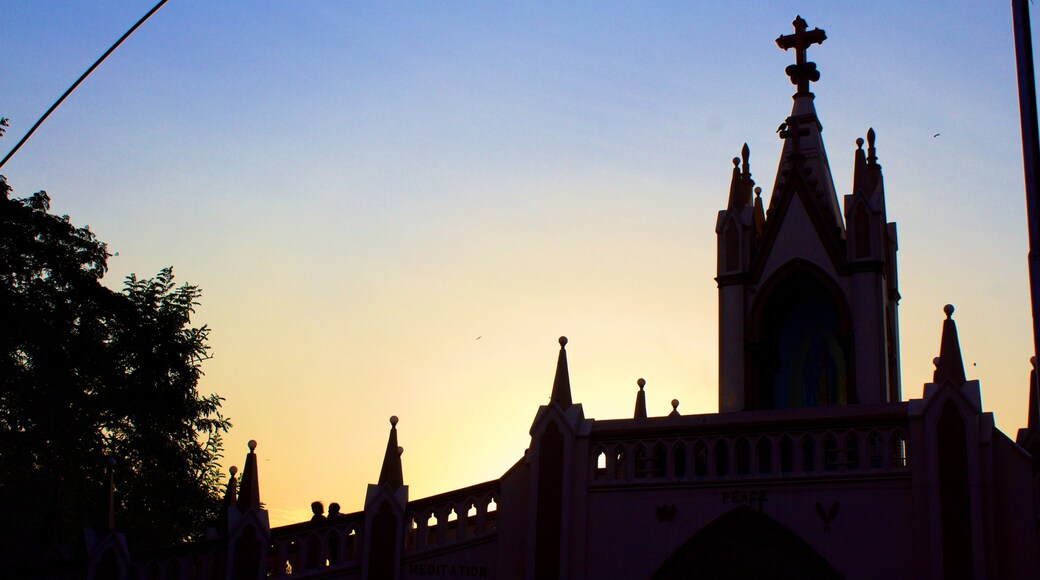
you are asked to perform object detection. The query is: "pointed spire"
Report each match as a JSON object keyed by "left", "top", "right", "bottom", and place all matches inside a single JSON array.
[
  {"left": 550, "top": 336, "right": 572, "bottom": 409},
  {"left": 768, "top": 18, "right": 843, "bottom": 234},
  {"left": 726, "top": 145, "right": 755, "bottom": 210},
  {"left": 378, "top": 416, "right": 404, "bottom": 489},
  {"left": 237, "top": 440, "right": 261, "bottom": 511},
  {"left": 866, "top": 127, "right": 878, "bottom": 165},
  {"left": 753, "top": 186, "right": 765, "bottom": 236},
  {"left": 223, "top": 466, "right": 238, "bottom": 509},
  {"left": 852, "top": 136, "right": 868, "bottom": 193},
  {"left": 853, "top": 129, "right": 885, "bottom": 198},
  {"left": 634, "top": 378, "right": 647, "bottom": 419},
  {"left": 933, "top": 305, "right": 967, "bottom": 386}
]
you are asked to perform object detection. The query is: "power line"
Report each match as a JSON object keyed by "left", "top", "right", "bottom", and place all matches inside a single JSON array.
[{"left": 0, "top": 0, "right": 170, "bottom": 169}]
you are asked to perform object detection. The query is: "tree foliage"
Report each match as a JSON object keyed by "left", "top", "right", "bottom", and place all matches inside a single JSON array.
[{"left": 0, "top": 176, "right": 230, "bottom": 567}]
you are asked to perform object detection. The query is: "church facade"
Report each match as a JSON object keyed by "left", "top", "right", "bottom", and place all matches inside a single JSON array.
[{"left": 85, "top": 17, "right": 1040, "bottom": 580}]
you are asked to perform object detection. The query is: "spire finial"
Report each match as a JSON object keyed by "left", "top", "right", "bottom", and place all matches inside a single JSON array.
[
  {"left": 550, "top": 336, "right": 572, "bottom": 409},
  {"left": 668, "top": 399, "right": 681, "bottom": 417},
  {"left": 634, "top": 378, "right": 647, "bottom": 419},
  {"left": 866, "top": 128, "right": 877, "bottom": 164},
  {"left": 776, "top": 16, "right": 826, "bottom": 95},
  {"left": 378, "top": 416, "right": 404, "bottom": 489},
  {"left": 741, "top": 143, "right": 750, "bottom": 177},
  {"left": 222, "top": 465, "right": 239, "bottom": 518},
  {"left": 237, "top": 440, "right": 261, "bottom": 510},
  {"left": 933, "top": 304, "right": 967, "bottom": 386}
]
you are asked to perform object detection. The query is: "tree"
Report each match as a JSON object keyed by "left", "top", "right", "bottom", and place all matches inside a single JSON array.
[{"left": 0, "top": 176, "right": 230, "bottom": 570}]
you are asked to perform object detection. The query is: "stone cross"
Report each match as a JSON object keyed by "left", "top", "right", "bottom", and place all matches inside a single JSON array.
[{"left": 776, "top": 16, "right": 827, "bottom": 94}]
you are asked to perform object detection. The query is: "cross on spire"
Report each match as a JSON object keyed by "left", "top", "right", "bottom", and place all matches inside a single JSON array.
[{"left": 776, "top": 16, "right": 826, "bottom": 95}]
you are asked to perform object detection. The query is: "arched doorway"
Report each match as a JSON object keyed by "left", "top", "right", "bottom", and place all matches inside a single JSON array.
[{"left": 650, "top": 507, "right": 841, "bottom": 579}]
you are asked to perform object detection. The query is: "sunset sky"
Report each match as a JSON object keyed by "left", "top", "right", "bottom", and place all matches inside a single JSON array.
[{"left": 3, "top": 1, "right": 1037, "bottom": 526}]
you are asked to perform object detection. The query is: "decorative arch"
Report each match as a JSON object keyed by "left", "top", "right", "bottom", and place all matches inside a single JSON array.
[
  {"left": 650, "top": 506, "right": 841, "bottom": 579},
  {"left": 747, "top": 260, "right": 854, "bottom": 410}
]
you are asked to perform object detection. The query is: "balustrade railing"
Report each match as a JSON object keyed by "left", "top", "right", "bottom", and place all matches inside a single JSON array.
[
  {"left": 403, "top": 481, "right": 499, "bottom": 554},
  {"left": 590, "top": 423, "right": 909, "bottom": 485}
]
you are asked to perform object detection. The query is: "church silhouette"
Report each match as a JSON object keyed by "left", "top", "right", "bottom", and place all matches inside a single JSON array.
[{"left": 83, "top": 17, "right": 1040, "bottom": 580}]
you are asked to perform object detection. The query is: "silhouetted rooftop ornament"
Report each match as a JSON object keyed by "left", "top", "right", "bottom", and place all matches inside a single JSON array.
[
  {"left": 776, "top": 16, "right": 826, "bottom": 95},
  {"left": 634, "top": 378, "right": 647, "bottom": 419},
  {"left": 378, "top": 416, "right": 404, "bottom": 489},
  {"left": 933, "top": 304, "right": 967, "bottom": 386},
  {"left": 866, "top": 128, "right": 878, "bottom": 164},
  {"left": 669, "top": 399, "right": 681, "bottom": 417},
  {"left": 550, "top": 336, "right": 572, "bottom": 409},
  {"left": 238, "top": 440, "right": 261, "bottom": 511}
]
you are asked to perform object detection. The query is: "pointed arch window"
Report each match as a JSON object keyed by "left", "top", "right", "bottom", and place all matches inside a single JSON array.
[
  {"left": 823, "top": 434, "right": 840, "bottom": 471},
  {"left": 756, "top": 437, "right": 773, "bottom": 475},
  {"left": 891, "top": 431, "right": 907, "bottom": 468},
  {"left": 673, "top": 443, "right": 688, "bottom": 479},
  {"left": 867, "top": 431, "right": 883, "bottom": 469},
  {"left": 714, "top": 440, "right": 730, "bottom": 477},
  {"left": 634, "top": 444, "right": 649, "bottom": 479},
  {"left": 749, "top": 266, "right": 852, "bottom": 410},
  {"left": 779, "top": 436, "right": 794, "bottom": 473},
  {"left": 652, "top": 443, "right": 668, "bottom": 478},
  {"left": 844, "top": 433, "right": 860, "bottom": 470},
  {"left": 693, "top": 440, "right": 708, "bottom": 478},
  {"left": 735, "top": 438, "right": 751, "bottom": 475},
  {"left": 801, "top": 435, "right": 817, "bottom": 472}
]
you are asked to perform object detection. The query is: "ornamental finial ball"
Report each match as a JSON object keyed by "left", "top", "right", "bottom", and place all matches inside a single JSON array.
[
  {"left": 933, "top": 357, "right": 941, "bottom": 369},
  {"left": 856, "top": 137, "right": 864, "bottom": 149},
  {"left": 671, "top": 399, "right": 680, "bottom": 409},
  {"left": 390, "top": 415, "right": 399, "bottom": 426},
  {"left": 248, "top": 439, "right": 257, "bottom": 451},
  {"left": 230, "top": 466, "right": 238, "bottom": 476},
  {"left": 397, "top": 446, "right": 404, "bottom": 455},
  {"left": 733, "top": 157, "right": 740, "bottom": 167},
  {"left": 944, "top": 304, "right": 955, "bottom": 318},
  {"left": 559, "top": 336, "right": 568, "bottom": 347},
  {"left": 637, "top": 378, "right": 646, "bottom": 389},
  {"left": 1032, "top": 356, "right": 1037, "bottom": 367}
]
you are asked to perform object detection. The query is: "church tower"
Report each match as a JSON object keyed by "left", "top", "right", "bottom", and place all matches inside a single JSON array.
[{"left": 716, "top": 16, "right": 901, "bottom": 412}]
